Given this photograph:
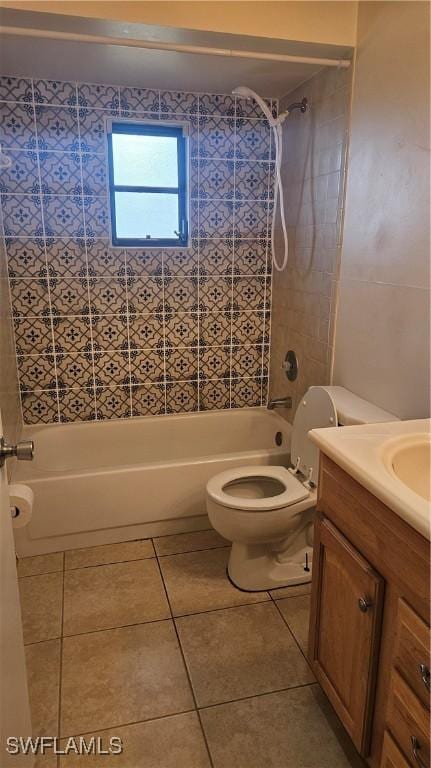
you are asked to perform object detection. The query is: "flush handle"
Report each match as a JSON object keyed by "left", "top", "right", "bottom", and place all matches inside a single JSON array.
[{"left": 0, "top": 437, "right": 34, "bottom": 467}]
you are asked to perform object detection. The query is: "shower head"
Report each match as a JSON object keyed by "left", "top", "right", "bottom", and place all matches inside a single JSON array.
[
  {"left": 232, "top": 85, "right": 275, "bottom": 125},
  {"left": 232, "top": 86, "right": 307, "bottom": 126}
]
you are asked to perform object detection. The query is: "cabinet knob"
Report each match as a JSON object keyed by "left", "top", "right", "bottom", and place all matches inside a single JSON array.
[
  {"left": 411, "top": 736, "right": 427, "bottom": 768},
  {"left": 358, "top": 597, "right": 372, "bottom": 613},
  {"left": 419, "top": 663, "right": 431, "bottom": 691}
]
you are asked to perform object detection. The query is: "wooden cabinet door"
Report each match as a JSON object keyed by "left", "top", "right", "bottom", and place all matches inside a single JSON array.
[
  {"left": 380, "top": 731, "right": 411, "bottom": 768},
  {"left": 308, "top": 515, "right": 384, "bottom": 755}
]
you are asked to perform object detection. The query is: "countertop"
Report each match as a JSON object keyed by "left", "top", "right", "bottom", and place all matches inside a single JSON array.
[{"left": 310, "top": 418, "right": 431, "bottom": 541}]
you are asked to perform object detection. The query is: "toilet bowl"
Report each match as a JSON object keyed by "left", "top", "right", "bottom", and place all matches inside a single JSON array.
[
  {"left": 206, "top": 385, "right": 398, "bottom": 591},
  {"left": 207, "top": 466, "right": 316, "bottom": 590}
]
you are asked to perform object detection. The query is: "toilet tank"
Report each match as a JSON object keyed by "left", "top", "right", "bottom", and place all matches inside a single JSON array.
[
  {"left": 291, "top": 386, "right": 399, "bottom": 486},
  {"left": 322, "top": 386, "right": 400, "bottom": 426}
]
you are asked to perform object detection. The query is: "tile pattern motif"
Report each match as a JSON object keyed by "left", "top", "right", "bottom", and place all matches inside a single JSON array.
[
  {"left": 0, "top": 75, "right": 276, "bottom": 423},
  {"left": 19, "top": 532, "right": 361, "bottom": 767}
]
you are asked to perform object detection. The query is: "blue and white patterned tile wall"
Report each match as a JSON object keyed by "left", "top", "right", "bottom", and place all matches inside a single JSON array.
[{"left": 0, "top": 75, "right": 276, "bottom": 423}]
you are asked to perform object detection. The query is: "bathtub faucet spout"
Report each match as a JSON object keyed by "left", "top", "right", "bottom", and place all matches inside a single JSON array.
[{"left": 267, "top": 397, "right": 292, "bottom": 410}]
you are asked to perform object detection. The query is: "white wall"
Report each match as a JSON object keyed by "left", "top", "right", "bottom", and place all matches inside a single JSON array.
[
  {"left": 333, "top": 1, "right": 430, "bottom": 419},
  {"left": 270, "top": 66, "right": 352, "bottom": 421}
]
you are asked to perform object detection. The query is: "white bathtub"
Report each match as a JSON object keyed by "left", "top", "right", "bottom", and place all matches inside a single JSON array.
[{"left": 13, "top": 408, "right": 291, "bottom": 556}]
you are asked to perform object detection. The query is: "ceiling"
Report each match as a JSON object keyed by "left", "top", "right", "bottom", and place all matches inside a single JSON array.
[{"left": 0, "top": 8, "right": 353, "bottom": 99}]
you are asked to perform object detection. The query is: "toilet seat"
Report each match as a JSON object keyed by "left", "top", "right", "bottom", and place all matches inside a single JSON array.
[
  {"left": 206, "top": 466, "right": 309, "bottom": 512},
  {"left": 291, "top": 386, "right": 338, "bottom": 485}
]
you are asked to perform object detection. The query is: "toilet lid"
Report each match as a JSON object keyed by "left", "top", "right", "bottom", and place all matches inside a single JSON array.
[
  {"left": 206, "top": 466, "right": 309, "bottom": 512},
  {"left": 291, "top": 386, "right": 338, "bottom": 485}
]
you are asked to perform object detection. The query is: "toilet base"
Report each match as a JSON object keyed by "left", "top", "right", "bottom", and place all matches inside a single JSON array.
[{"left": 227, "top": 541, "right": 313, "bottom": 592}]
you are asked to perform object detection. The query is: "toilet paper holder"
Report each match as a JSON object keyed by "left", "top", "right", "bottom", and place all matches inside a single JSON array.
[
  {"left": 9, "top": 483, "right": 34, "bottom": 529},
  {"left": 0, "top": 437, "right": 34, "bottom": 467}
]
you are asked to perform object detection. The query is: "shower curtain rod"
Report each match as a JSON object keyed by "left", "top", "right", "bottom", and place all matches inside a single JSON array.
[{"left": 0, "top": 25, "right": 351, "bottom": 68}]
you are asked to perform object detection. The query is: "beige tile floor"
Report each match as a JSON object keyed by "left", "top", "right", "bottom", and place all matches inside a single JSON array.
[{"left": 19, "top": 530, "right": 365, "bottom": 768}]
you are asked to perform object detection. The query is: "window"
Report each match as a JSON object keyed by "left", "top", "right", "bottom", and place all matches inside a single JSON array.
[{"left": 107, "top": 122, "right": 188, "bottom": 247}]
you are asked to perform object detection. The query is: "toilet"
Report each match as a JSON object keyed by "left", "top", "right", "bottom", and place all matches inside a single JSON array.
[{"left": 206, "top": 385, "right": 398, "bottom": 591}]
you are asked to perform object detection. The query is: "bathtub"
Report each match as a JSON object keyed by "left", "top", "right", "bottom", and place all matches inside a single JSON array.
[{"left": 13, "top": 408, "right": 291, "bottom": 556}]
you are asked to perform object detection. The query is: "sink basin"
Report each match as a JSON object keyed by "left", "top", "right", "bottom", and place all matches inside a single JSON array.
[
  {"left": 381, "top": 434, "right": 431, "bottom": 501},
  {"left": 310, "top": 418, "right": 431, "bottom": 539}
]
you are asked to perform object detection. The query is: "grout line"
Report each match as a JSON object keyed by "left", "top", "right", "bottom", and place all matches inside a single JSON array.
[
  {"left": 31, "top": 77, "right": 61, "bottom": 422},
  {"left": 18, "top": 568, "right": 64, "bottom": 579},
  {"left": 153, "top": 543, "right": 215, "bottom": 768},
  {"left": 187, "top": 692, "right": 214, "bottom": 764},
  {"left": 1, "top": 81, "right": 275, "bottom": 110},
  {"left": 196, "top": 95, "right": 202, "bottom": 412},
  {"left": 262, "top": 118, "right": 274, "bottom": 405},
  {"left": 228, "top": 95, "right": 238, "bottom": 407},
  {"left": 13, "top": 308, "right": 271, "bottom": 318},
  {"left": 0, "top": 103, "right": 272, "bottom": 124},
  {"left": 160, "top": 166, "right": 168, "bottom": 415},
  {"left": 154, "top": 602, "right": 273, "bottom": 624},
  {"left": 58, "top": 616, "right": 173, "bottom": 643},
  {"left": 63, "top": 555, "right": 157, "bottom": 572},
  {"left": 75, "top": 82, "right": 98, "bottom": 420},
  {"left": 16, "top": 341, "right": 269, "bottom": 356},
  {"left": 269, "top": 587, "right": 312, "bottom": 600},
  {"left": 123, "top": 245, "right": 134, "bottom": 416},
  {"left": 0, "top": 199, "right": 25, "bottom": 428},
  {"left": 17, "top": 401, "right": 272, "bottom": 425},
  {"left": 58, "top": 707, "right": 197, "bottom": 741},
  {"left": 12, "top": 268, "right": 270, "bottom": 287},
  {"left": 1, "top": 191, "right": 274, "bottom": 202},
  {"left": 150, "top": 550, "right": 172, "bottom": 626},
  {"left": 269, "top": 590, "right": 314, "bottom": 671},
  {"left": 20, "top": 376, "right": 272, "bottom": 396},
  {"left": 156, "top": 544, "right": 228, "bottom": 558},
  {"left": 18, "top": 372, "right": 268, "bottom": 390},
  {"left": 22, "top": 605, "right": 225, "bottom": 648},
  {"left": 155, "top": 87, "right": 169, "bottom": 417},
  {"left": 6, "top": 235, "right": 272, "bottom": 242},
  {"left": 57, "top": 552, "right": 66, "bottom": 750},
  {"left": 198, "top": 679, "right": 316, "bottom": 713}
]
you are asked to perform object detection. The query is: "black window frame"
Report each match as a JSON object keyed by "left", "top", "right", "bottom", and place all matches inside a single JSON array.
[{"left": 107, "top": 121, "right": 189, "bottom": 248}]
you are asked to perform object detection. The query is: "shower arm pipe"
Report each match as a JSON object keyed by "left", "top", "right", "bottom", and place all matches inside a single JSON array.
[{"left": 0, "top": 25, "right": 352, "bottom": 68}]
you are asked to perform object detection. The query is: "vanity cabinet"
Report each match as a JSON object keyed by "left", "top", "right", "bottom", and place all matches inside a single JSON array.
[
  {"left": 308, "top": 455, "right": 430, "bottom": 768},
  {"left": 308, "top": 517, "right": 384, "bottom": 753}
]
